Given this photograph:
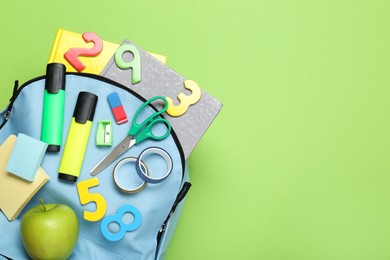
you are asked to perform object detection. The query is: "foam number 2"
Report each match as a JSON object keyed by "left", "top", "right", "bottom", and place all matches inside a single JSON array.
[
  {"left": 100, "top": 204, "right": 142, "bottom": 241},
  {"left": 64, "top": 32, "right": 103, "bottom": 72},
  {"left": 166, "top": 80, "right": 202, "bottom": 117},
  {"left": 77, "top": 177, "right": 107, "bottom": 222},
  {"left": 114, "top": 44, "right": 141, "bottom": 84}
]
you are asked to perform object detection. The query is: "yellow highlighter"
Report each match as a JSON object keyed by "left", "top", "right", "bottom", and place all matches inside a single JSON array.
[{"left": 59, "top": 92, "right": 98, "bottom": 182}]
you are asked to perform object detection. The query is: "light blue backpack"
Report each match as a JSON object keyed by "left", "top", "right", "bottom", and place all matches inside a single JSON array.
[{"left": 0, "top": 73, "right": 191, "bottom": 259}]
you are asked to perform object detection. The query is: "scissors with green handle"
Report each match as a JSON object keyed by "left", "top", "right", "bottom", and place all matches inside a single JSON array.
[{"left": 91, "top": 96, "right": 171, "bottom": 176}]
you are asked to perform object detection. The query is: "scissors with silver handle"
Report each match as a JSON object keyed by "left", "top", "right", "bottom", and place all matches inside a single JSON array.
[{"left": 90, "top": 96, "right": 171, "bottom": 176}]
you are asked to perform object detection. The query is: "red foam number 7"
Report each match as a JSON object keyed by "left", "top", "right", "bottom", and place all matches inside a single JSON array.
[{"left": 64, "top": 32, "right": 103, "bottom": 72}]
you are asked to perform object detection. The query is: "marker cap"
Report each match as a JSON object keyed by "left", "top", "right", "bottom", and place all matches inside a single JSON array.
[
  {"left": 73, "top": 92, "right": 98, "bottom": 124},
  {"left": 45, "top": 63, "right": 66, "bottom": 94}
]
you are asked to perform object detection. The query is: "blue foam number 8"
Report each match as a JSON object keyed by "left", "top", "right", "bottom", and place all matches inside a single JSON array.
[{"left": 100, "top": 204, "right": 142, "bottom": 241}]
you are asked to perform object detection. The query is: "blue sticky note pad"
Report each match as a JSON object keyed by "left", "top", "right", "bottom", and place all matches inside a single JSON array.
[
  {"left": 6, "top": 133, "right": 48, "bottom": 182},
  {"left": 107, "top": 92, "right": 122, "bottom": 108}
]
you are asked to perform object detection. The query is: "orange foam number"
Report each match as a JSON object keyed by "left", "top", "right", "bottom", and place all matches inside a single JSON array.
[
  {"left": 77, "top": 177, "right": 107, "bottom": 222},
  {"left": 64, "top": 32, "right": 103, "bottom": 72},
  {"left": 166, "top": 80, "right": 202, "bottom": 117}
]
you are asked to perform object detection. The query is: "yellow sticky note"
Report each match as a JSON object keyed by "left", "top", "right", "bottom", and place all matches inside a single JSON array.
[
  {"left": 0, "top": 135, "right": 50, "bottom": 221},
  {"left": 48, "top": 28, "right": 166, "bottom": 74}
]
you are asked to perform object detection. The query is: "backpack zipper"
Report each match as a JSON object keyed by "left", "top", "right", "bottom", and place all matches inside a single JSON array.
[{"left": 157, "top": 182, "right": 192, "bottom": 243}]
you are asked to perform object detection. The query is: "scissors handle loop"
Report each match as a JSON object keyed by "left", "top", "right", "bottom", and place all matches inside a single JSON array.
[
  {"left": 135, "top": 118, "right": 171, "bottom": 143},
  {"left": 128, "top": 96, "right": 171, "bottom": 143}
]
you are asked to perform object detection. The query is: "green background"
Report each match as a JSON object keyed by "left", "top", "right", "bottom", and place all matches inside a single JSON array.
[{"left": 1, "top": 0, "right": 390, "bottom": 259}]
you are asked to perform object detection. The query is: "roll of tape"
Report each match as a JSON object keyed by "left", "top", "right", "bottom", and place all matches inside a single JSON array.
[
  {"left": 136, "top": 147, "right": 173, "bottom": 184},
  {"left": 113, "top": 157, "right": 149, "bottom": 194}
]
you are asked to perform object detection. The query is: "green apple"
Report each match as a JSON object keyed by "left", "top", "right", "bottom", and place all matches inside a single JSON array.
[{"left": 20, "top": 199, "right": 79, "bottom": 260}]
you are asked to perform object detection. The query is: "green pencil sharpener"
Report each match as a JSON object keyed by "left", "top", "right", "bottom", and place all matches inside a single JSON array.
[{"left": 96, "top": 120, "right": 113, "bottom": 146}]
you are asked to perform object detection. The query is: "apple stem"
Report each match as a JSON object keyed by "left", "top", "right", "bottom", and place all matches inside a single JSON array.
[{"left": 39, "top": 198, "right": 47, "bottom": 212}]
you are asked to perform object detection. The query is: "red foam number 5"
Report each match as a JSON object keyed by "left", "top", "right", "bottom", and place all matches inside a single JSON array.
[{"left": 64, "top": 32, "right": 103, "bottom": 72}]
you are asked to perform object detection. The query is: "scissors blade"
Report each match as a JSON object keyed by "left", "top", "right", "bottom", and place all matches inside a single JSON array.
[{"left": 90, "top": 135, "right": 136, "bottom": 176}]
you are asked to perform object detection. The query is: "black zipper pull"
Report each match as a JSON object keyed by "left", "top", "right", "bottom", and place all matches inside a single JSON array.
[
  {"left": 171, "top": 182, "right": 192, "bottom": 212},
  {"left": 11, "top": 80, "right": 19, "bottom": 100},
  {"left": 157, "top": 182, "right": 192, "bottom": 242}
]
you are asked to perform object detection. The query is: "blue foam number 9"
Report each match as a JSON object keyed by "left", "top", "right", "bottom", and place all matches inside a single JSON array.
[{"left": 100, "top": 204, "right": 142, "bottom": 241}]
